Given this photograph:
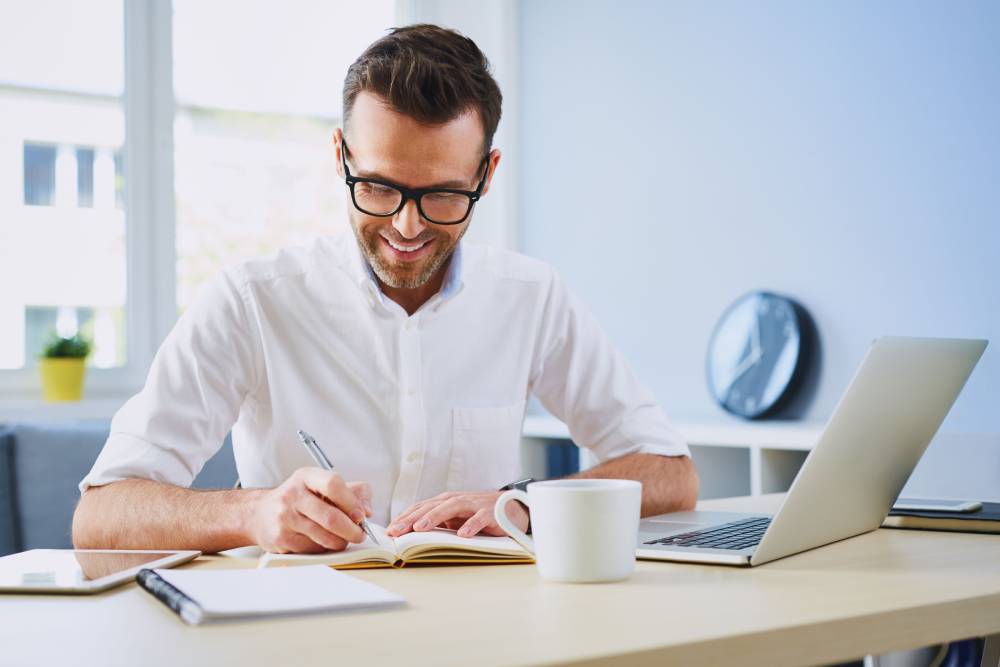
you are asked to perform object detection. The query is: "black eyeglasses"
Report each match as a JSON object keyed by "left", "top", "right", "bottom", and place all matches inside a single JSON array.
[{"left": 341, "top": 140, "right": 490, "bottom": 225}]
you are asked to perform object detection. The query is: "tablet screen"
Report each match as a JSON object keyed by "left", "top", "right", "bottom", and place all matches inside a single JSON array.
[{"left": 0, "top": 550, "right": 183, "bottom": 589}]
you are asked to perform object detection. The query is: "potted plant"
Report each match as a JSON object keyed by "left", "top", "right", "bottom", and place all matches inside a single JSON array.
[{"left": 39, "top": 333, "right": 91, "bottom": 402}]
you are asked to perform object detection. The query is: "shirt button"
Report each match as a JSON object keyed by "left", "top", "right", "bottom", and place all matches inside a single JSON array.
[
  {"left": 407, "top": 387, "right": 417, "bottom": 396},
  {"left": 407, "top": 452, "right": 421, "bottom": 463},
  {"left": 404, "top": 319, "right": 414, "bottom": 330}
]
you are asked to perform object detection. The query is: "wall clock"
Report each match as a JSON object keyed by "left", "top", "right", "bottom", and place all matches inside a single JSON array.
[{"left": 706, "top": 291, "right": 813, "bottom": 419}]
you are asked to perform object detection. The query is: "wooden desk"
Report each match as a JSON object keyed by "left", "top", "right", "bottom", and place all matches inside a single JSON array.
[{"left": 3, "top": 494, "right": 999, "bottom": 667}]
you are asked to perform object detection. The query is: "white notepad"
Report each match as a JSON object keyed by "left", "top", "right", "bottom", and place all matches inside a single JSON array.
[{"left": 138, "top": 565, "right": 405, "bottom": 625}]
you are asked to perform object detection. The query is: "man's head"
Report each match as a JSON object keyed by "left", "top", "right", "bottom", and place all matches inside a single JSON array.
[{"left": 335, "top": 24, "right": 503, "bottom": 296}]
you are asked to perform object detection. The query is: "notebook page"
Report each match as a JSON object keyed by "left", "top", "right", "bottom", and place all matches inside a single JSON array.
[
  {"left": 152, "top": 566, "right": 404, "bottom": 618},
  {"left": 393, "top": 529, "right": 530, "bottom": 558},
  {"left": 257, "top": 524, "right": 397, "bottom": 568}
]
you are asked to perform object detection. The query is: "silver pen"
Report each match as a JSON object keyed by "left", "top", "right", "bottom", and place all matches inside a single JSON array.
[{"left": 296, "top": 429, "right": 378, "bottom": 544}]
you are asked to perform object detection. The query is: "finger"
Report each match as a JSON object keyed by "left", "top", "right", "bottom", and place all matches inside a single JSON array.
[
  {"left": 348, "top": 481, "right": 373, "bottom": 516},
  {"left": 457, "top": 507, "right": 495, "bottom": 538},
  {"left": 297, "top": 490, "right": 365, "bottom": 544},
  {"left": 387, "top": 492, "right": 466, "bottom": 534},
  {"left": 395, "top": 498, "right": 453, "bottom": 533},
  {"left": 288, "top": 509, "right": 350, "bottom": 552},
  {"left": 394, "top": 491, "right": 455, "bottom": 521},
  {"left": 414, "top": 497, "right": 474, "bottom": 532},
  {"left": 274, "top": 532, "right": 327, "bottom": 555},
  {"left": 387, "top": 499, "right": 439, "bottom": 536},
  {"left": 300, "top": 468, "right": 363, "bottom": 522}
]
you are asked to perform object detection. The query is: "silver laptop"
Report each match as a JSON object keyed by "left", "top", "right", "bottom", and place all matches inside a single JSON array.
[{"left": 636, "top": 336, "right": 988, "bottom": 567}]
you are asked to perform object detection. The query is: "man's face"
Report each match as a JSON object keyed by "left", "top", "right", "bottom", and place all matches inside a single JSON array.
[{"left": 335, "top": 92, "right": 500, "bottom": 291}]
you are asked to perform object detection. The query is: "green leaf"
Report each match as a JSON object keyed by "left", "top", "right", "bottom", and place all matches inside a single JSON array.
[{"left": 41, "top": 333, "right": 92, "bottom": 359}]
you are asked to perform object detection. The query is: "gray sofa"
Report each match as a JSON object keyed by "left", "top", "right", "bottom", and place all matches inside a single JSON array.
[{"left": 0, "top": 421, "right": 237, "bottom": 556}]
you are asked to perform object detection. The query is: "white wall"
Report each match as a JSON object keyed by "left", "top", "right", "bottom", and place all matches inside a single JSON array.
[{"left": 519, "top": 0, "right": 1000, "bottom": 435}]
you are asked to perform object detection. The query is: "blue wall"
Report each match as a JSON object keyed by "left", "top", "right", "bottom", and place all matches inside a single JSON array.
[{"left": 519, "top": 1, "right": 999, "bottom": 433}]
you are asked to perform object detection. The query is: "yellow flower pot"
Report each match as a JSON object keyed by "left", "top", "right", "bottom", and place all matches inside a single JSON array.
[{"left": 39, "top": 358, "right": 87, "bottom": 402}]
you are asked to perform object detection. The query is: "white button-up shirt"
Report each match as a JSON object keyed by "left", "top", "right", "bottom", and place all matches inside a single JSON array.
[{"left": 81, "top": 233, "right": 689, "bottom": 524}]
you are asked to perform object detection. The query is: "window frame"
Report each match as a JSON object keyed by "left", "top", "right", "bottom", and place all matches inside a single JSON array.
[{"left": 0, "top": 0, "right": 174, "bottom": 402}]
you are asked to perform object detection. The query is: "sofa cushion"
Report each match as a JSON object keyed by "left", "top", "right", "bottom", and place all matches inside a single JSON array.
[
  {"left": 12, "top": 421, "right": 110, "bottom": 550},
  {"left": 192, "top": 433, "right": 238, "bottom": 490},
  {"left": 10, "top": 421, "right": 239, "bottom": 550},
  {"left": 0, "top": 428, "right": 20, "bottom": 556}
]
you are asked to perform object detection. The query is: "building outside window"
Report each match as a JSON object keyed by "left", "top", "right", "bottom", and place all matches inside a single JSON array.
[
  {"left": 0, "top": 0, "right": 126, "bottom": 372},
  {"left": 76, "top": 147, "right": 95, "bottom": 208},
  {"left": 23, "top": 144, "right": 57, "bottom": 206}
]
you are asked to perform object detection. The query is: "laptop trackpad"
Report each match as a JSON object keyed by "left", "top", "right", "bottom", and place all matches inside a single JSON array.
[{"left": 638, "top": 521, "right": 703, "bottom": 538}]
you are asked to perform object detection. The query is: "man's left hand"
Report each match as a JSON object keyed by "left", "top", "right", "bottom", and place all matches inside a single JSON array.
[{"left": 386, "top": 491, "right": 529, "bottom": 538}]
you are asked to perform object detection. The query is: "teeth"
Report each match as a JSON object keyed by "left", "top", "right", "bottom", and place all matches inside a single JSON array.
[{"left": 386, "top": 238, "right": 428, "bottom": 253}]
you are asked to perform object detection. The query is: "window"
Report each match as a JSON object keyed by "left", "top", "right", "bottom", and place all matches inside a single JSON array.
[
  {"left": 76, "top": 147, "right": 95, "bottom": 208},
  {"left": 23, "top": 144, "right": 57, "bottom": 206},
  {"left": 0, "top": 1, "right": 126, "bottom": 372},
  {"left": 0, "top": 0, "right": 400, "bottom": 391},
  {"left": 171, "top": 0, "right": 394, "bottom": 309}
]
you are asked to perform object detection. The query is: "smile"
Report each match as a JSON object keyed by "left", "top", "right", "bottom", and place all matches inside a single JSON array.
[
  {"left": 385, "top": 238, "right": 430, "bottom": 253},
  {"left": 379, "top": 235, "right": 436, "bottom": 262}
]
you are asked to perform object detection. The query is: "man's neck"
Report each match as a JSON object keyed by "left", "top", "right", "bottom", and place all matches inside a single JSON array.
[{"left": 379, "top": 256, "right": 451, "bottom": 316}]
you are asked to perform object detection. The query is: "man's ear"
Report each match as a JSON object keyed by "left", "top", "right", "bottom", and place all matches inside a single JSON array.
[
  {"left": 333, "top": 128, "right": 345, "bottom": 179},
  {"left": 480, "top": 148, "right": 502, "bottom": 197}
]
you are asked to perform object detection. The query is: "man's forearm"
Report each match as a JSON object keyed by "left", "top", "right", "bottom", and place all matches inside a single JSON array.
[
  {"left": 73, "top": 479, "right": 263, "bottom": 553},
  {"left": 571, "top": 453, "right": 699, "bottom": 516}
]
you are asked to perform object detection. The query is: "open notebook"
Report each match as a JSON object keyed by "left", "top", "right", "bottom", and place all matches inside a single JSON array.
[{"left": 259, "top": 523, "right": 533, "bottom": 569}]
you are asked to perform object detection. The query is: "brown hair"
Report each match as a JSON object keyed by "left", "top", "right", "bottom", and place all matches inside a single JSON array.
[{"left": 343, "top": 24, "right": 503, "bottom": 153}]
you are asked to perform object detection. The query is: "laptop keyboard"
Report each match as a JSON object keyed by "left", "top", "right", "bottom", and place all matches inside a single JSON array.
[{"left": 643, "top": 517, "right": 772, "bottom": 551}]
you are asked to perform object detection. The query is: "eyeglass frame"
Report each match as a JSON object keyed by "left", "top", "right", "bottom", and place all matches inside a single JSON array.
[{"left": 340, "top": 139, "right": 491, "bottom": 225}]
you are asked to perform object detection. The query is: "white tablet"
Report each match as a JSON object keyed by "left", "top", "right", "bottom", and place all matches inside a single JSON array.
[{"left": 0, "top": 549, "right": 201, "bottom": 594}]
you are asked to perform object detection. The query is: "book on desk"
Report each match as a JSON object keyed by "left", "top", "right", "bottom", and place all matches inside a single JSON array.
[
  {"left": 882, "top": 502, "right": 1000, "bottom": 534},
  {"left": 259, "top": 523, "right": 534, "bottom": 569}
]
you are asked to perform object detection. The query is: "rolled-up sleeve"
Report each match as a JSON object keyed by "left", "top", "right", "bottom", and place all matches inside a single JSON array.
[
  {"left": 80, "top": 268, "right": 261, "bottom": 492},
  {"left": 529, "top": 270, "right": 690, "bottom": 463}
]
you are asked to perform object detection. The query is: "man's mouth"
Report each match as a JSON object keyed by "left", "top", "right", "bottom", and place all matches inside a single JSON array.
[
  {"left": 380, "top": 234, "right": 435, "bottom": 260},
  {"left": 386, "top": 238, "right": 429, "bottom": 252}
]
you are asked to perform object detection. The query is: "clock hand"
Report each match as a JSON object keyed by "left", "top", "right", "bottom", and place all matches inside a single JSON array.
[{"left": 725, "top": 345, "right": 762, "bottom": 393}]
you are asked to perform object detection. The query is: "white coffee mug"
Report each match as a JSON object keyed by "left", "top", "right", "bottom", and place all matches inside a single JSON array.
[{"left": 494, "top": 479, "right": 642, "bottom": 583}]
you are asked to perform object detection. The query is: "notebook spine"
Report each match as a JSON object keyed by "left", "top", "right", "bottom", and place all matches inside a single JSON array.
[{"left": 136, "top": 569, "right": 204, "bottom": 625}]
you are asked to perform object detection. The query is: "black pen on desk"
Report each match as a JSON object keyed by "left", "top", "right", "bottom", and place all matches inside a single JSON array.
[{"left": 296, "top": 429, "right": 378, "bottom": 544}]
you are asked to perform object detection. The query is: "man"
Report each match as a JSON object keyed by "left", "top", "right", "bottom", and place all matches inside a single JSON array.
[{"left": 73, "top": 24, "right": 698, "bottom": 554}]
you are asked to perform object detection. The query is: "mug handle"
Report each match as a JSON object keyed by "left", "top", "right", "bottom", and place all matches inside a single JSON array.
[{"left": 494, "top": 489, "right": 535, "bottom": 554}]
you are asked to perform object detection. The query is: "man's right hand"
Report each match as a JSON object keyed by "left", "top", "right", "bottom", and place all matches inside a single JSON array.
[{"left": 247, "top": 468, "right": 373, "bottom": 554}]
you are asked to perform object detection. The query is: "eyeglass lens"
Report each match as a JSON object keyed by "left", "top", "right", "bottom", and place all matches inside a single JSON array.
[{"left": 353, "top": 182, "right": 471, "bottom": 223}]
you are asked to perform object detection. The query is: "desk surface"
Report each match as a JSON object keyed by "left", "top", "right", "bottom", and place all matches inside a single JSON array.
[{"left": 3, "top": 494, "right": 999, "bottom": 667}]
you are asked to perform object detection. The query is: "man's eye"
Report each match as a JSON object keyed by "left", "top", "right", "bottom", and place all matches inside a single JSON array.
[
  {"left": 358, "top": 183, "right": 395, "bottom": 197},
  {"left": 425, "top": 192, "right": 463, "bottom": 202}
]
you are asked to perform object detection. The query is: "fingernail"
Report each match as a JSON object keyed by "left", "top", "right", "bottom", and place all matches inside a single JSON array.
[
  {"left": 415, "top": 519, "right": 429, "bottom": 530},
  {"left": 387, "top": 523, "right": 400, "bottom": 534},
  {"left": 458, "top": 528, "right": 470, "bottom": 537}
]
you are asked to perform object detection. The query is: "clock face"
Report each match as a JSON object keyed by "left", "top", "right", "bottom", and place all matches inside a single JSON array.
[{"left": 706, "top": 292, "right": 805, "bottom": 419}]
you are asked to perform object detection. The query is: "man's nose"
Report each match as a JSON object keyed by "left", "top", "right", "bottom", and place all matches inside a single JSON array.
[{"left": 392, "top": 199, "right": 426, "bottom": 239}]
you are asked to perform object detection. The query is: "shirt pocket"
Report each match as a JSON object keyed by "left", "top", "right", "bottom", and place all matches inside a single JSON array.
[{"left": 447, "top": 402, "right": 526, "bottom": 492}]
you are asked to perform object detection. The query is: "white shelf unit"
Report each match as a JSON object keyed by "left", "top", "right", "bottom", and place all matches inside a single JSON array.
[{"left": 521, "top": 415, "right": 823, "bottom": 499}]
